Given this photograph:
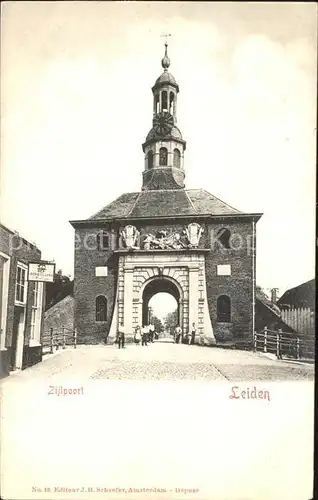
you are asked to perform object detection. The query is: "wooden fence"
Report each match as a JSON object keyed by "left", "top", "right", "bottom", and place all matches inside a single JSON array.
[
  {"left": 41, "top": 326, "right": 77, "bottom": 354},
  {"left": 280, "top": 307, "right": 315, "bottom": 335},
  {"left": 253, "top": 327, "right": 315, "bottom": 361}
]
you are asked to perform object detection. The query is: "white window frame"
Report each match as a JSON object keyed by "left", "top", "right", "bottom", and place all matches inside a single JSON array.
[
  {"left": 30, "top": 281, "right": 43, "bottom": 346},
  {"left": 95, "top": 266, "right": 108, "bottom": 277},
  {"left": 0, "top": 251, "right": 11, "bottom": 350},
  {"left": 15, "top": 262, "right": 28, "bottom": 306},
  {"left": 217, "top": 264, "right": 231, "bottom": 276}
]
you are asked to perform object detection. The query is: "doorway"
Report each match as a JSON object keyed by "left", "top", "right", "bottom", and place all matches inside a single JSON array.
[
  {"left": 142, "top": 278, "right": 181, "bottom": 337},
  {"left": 10, "top": 306, "right": 25, "bottom": 370}
]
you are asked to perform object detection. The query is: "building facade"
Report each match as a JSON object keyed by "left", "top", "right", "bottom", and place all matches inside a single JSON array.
[
  {"left": 70, "top": 44, "right": 262, "bottom": 346},
  {"left": 0, "top": 223, "right": 44, "bottom": 377}
]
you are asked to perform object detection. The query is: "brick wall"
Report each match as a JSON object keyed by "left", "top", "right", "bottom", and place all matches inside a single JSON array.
[
  {"left": 73, "top": 217, "right": 256, "bottom": 345},
  {"left": 205, "top": 221, "right": 254, "bottom": 342},
  {"left": 74, "top": 227, "right": 118, "bottom": 343}
]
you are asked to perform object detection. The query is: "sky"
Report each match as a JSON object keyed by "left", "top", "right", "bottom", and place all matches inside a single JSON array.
[{"left": 1, "top": 1, "right": 317, "bottom": 315}]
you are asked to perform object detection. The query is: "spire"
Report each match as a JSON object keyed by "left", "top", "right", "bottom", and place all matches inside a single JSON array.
[
  {"left": 161, "top": 33, "right": 171, "bottom": 71},
  {"left": 161, "top": 42, "right": 170, "bottom": 71}
]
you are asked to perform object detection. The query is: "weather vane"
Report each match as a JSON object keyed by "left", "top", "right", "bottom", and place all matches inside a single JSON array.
[{"left": 161, "top": 32, "right": 171, "bottom": 46}]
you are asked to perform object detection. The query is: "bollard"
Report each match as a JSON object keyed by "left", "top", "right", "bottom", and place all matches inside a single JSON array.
[
  {"left": 62, "top": 326, "right": 66, "bottom": 349},
  {"left": 74, "top": 328, "right": 77, "bottom": 349}
]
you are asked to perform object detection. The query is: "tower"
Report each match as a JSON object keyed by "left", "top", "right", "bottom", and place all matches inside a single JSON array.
[{"left": 142, "top": 42, "right": 186, "bottom": 190}]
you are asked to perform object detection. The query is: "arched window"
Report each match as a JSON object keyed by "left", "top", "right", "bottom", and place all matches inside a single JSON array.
[
  {"left": 169, "top": 92, "right": 174, "bottom": 114},
  {"left": 97, "top": 231, "right": 109, "bottom": 250},
  {"left": 155, "top": 94, "right": 159, "bottom": 114},
  {"left": 159, "top": 147, "right": 168, "bottom": 166},
  {"left": 147, "top": 150, "right": 154, "bottom": 169},
  {"left": 217, "top": 228, "right": 231, "bottom": 249},
  {"left": 173, "top": 148, "right": 181, "bottom": 168},
  {"left": 217, "top": 295, "right": 231, "bottom": 322},
  {"left": 96, "top": 296, "right": 107, "bottom": 322},
  {"left": 162, "top": 91, "right": 168, "bottom": 112}
]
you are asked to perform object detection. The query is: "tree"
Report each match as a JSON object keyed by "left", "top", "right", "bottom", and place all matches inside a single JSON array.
[
  {"left": 152, "top": 315, "right": 164, "bottom": 333},
  {"left": 163, "top": 309, "right": 178, "bottom": 333}
]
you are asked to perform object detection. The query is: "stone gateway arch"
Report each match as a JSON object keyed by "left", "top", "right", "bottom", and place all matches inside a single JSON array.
[
  {"left": 70, "top": 43, "right": 262, "bottom": 346},
  {"left": 108, "top": 246, "right": 215, "bottom": 344}
]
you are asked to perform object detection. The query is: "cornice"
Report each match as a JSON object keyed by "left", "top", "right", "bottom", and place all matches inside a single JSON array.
[{"left": 69, "top": 213, "right": 263, "bottom": 228}]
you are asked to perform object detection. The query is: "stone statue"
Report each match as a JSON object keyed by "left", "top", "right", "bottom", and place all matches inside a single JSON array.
[
  {"left": 184, "top": 223, "right": 204, "bottom": 248},
  {"left": 121, "top": 225, "right": 140, "bottom": 249}
]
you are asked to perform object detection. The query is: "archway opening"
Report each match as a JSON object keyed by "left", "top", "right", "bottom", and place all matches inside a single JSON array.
[{"left": 142, "top": 279, "right": 181, "bottom": 338}]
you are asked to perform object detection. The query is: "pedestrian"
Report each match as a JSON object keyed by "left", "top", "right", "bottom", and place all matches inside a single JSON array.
[
  {"left": 134, "top": 326, "right": 141, "bottom": 345},
  {"left": 117, "top": 324, "right": 125, "bottom": 349},
  {"left": 175, "top": 325, "right": 182, "bottom": 344},
  {"left": 190, "top": 322, "right": 196, "bottom": 345},
  {"left": 149, "top": 323, "right": 155, "bottom": 342},
  {"left": 142, "top": 325, "right": 148, "bottom": 346}
]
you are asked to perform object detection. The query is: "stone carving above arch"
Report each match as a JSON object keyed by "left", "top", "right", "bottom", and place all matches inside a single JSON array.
[
  {"left": 183, "top": 223, "right": 204, "bottom": 248},
  {"left": 143, "top": 230, "right": 186, "bottom": 250},
  {"left": 141, "top": 223, "right": 204, "bottom": 250},
  {"left": 120, "top": 225, "right": 140, "bottom": 249}
]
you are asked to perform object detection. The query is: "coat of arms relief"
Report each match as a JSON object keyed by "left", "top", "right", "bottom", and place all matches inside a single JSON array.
[{"left": 119, "top": 223, "right": 203, "bottom": 250}]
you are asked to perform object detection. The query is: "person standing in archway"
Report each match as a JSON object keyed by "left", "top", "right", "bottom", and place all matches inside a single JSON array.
[
  {"left": 190, "top": 323, "right": 196, "bottom": 345},
  {"left": 142, "top": 325, "right": 148, "bottom": 346},
  {"left": 149, "top": 323, "right": 155, "bottom": 342},
  {"left": 134, "top": 326, "right": 141, "bottom": 345},
  {"left": 117, "top": 324, "right": 125, "bottom": 349},
  {"left": 175, "top": 325, "right": 182, "bottom": 344}
]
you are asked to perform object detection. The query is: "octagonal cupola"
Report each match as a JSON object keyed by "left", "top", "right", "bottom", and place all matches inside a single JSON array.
[{"left": 142, "top": 42, "right": 186, "bottom": 191}]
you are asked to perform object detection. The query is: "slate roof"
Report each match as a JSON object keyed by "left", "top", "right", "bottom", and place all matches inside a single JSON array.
[{"left": 89, "top": 189, "right": 242, "bottom": 220}]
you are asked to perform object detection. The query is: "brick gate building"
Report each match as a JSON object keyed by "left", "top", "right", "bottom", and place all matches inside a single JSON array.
[{"left": 70, "top": 44, "right": 262, "bottom": 346}]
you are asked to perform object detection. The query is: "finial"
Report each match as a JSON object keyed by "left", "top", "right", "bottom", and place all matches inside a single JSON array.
[{"left": 160, "top": 33, "right": 171, "bottom": 71}]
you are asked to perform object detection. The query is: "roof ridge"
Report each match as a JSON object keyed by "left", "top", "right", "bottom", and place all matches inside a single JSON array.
[
  {"left": 88, "top": 192, "right": 140, "bottom": 220},
  {"left": 279, "top": 278, "right": 315, "bottom": 296},
  {"left": 184, "top": 190, "right": 198, "bottom": 214},
  {"left": 256, "top": 298, "right": 289, "bottom": 322},
  {"left": 200, "top": 188, "right": 241, "bottom": 213},
  {"left": 127, "top": 191, "right": 142, "bottom": 216}
]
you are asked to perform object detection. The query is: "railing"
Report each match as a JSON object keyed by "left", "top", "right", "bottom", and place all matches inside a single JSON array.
[
  {"left": 253, "top": 327, "right": 315, "bottom": 361},
  {"left": 41, "top": 326, "right": 77, "bottom": 354}
]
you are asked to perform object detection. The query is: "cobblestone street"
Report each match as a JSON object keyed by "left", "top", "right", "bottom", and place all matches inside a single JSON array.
[{"left": 2, "top": 340, "right": 314, "bottom": 385}]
